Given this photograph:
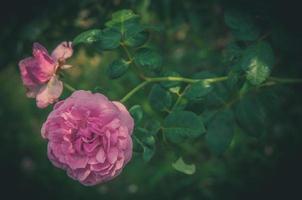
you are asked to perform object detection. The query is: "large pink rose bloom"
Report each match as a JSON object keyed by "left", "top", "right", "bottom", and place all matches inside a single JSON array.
[
  {"left": 19, "top": 42, "right": 73, "bottom": 108},
  {"left": 41, "top": 90, "right": 134, "bottom": 186}
]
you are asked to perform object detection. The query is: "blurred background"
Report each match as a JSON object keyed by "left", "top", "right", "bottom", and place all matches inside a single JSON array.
[{"left": 1, "top": 0, "right": 302, "bottom": 199}]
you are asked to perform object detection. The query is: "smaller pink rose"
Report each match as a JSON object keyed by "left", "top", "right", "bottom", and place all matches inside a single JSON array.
[{"left": 19, "top": 42, "right": 73, "bottom": 108}]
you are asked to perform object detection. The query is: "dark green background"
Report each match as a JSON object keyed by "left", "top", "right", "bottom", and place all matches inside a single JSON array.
[{"left": 1, "top": 0, "right": 302, "bottom": 199}]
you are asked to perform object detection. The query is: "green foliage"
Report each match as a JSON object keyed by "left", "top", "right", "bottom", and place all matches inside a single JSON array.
[
  {"left": 105, "top": 9, "right": 139, "bottom": 31},
  {"left": 235, "top": 95, "right": 267, "bottom": 137},
  {"left": 206, "top": 110, "right": 235, "bottom": 154},
  {"left": 241, "top": 42, "right": 275, "bottom": 85},
  {"left": 98, "top": 28, "right": 122, "bottom": 50},
  {"left": 107, "top": 59, "right": 129, "bottom": 79},
  {"left": 73, "top": 29, "right": 102, "bottom": 45},
  {"left": 172, "top": 157, "right": 196, "bottom": 175},
  {"left": 73, "top": 28, "right": 121, "bottom": 50},
  {"left": 135, "top": 48, "right": 162, "bottom": 71},
  {"left": 124, "top": 30, "right": 149, "bottom": 47},
  {"left": 134, "top": 128, "right": 156, "bottom": 162},
  {"left": 163, "top": 111, "right": 205, "bottom": 143},
  {"left": 223, "top": 42, "right": 243, "bottom": 64},
  {"left": 145, "top": 119, "right": 161, "bottom": 136},
  {"left": 106, "top": 9, "right": 148, "bottom": 48},
  {"left": 184, "top": 81, "right": 213, "bottom": 101},
  {"left": 148, "top": 84, "right": 171, "bottom": 111},
  {"left": 129, "top": 105, "right": 143, "bottom": 124},
  {"left": 224, "top": 10, "right": 259, "bottom": 41}
]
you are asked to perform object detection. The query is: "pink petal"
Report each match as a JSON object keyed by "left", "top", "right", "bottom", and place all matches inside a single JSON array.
[
  {"left": 96, "top": 148, "right": 106, "bottom": 163},
  {"left": 77, "top": 169, "right": 91, "bottom": 181},
  {"left": 33, "top": 42, "right": 49, "bottom": 56},
  {"left": 47, "top": 144, "right": 65, "bottom": 169},
  {"left": 108, "top": 147, "right": 118, "bottom": 164},
  {"left": 36, "top": 75, "right": 63, "bottom": 108},
  {"left": 116, "top": 156, "right": 125, "bottom": 170},
  {"left": 53, "top": 100, "right": 65, "bottom": 110},
  {"left": 51, "top": 41, "right": 73, "bottom": 61},
  {"left": 32, "top": 43, "right": 56, "bottom": 83},
  {"left": 19, "top": 57, "right": 37, "bottom": 86},
  {"left": 83, "top": 139, "right": 100, "bottom": 153},
  {"left": 113, "top": 101, "right": 134, "bottom": 134},
  {"left": 19, "top": 57, "right": 42, "bottom": 97},
  {"left": 66, "top": 155, "right": 88, "bottom": 169}
]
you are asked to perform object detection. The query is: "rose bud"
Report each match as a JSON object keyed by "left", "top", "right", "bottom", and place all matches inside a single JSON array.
[{"left": 19, "top": 42, "right": 73, "bottom": 108}]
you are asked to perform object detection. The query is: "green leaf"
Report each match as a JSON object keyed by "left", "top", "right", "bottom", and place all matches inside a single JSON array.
[
  {"left": 163, "top": 111, "right": 206, "bottom": 143},
  {"left": 124, "top": 31, "right": 149, "bottom": 47},
  {"left": 135, "top": 48, "right": 162, "bottom": 71},
  {"left": 235, "top": 95, "right": 267, "bottom": 137},
  {"left": 204, "top": 83, "right": 230, "bottom": 107},
  {"left": 224, "top": 10, "right": 259, "bottom": 41},
  {"left": 145, "top": 119, "right": 161, "bottom": 136},
  {"left": 129, "top": 105, "right": 143, "bottom": 124},
  {"left": 148, "top": 84, "right": 171, "bottom": 111},
  {"left": 223, "top": 42, "right": 243, "bottom": 63},
  {"left": 73, "top": 29, "right": 102, "bottom": 45},
  {"left": 185, "top": 81, "right": 213, "bottom": 101},
  {"left": 107, "top": 59, "right": 129, "bottom": 79},
  {"left": 134, "top": 128, "right": 156, "bottom": 162},
  {"left": 227, "top": 68, "right": 242, "bottom": 91},
  {"left": 241, "top": 42, "right": 275, "bottom": 85},
  {"left": 172, "top": 157, "right": 196, "bottom": 175},
  {"left": 119, "top": 17, "right": 149, "bottom": 47},
  {"left": 201, "top": 109, "right": 218, "bottom": 125},
  {"left": 206, "top": 109, "right": 235, "bottom": 154},
  {"left": 143, "top": 136, "right": 155, "bottom": 162},
  {"left": 105, "top": 10, "right": 139, "bottom": 29},
  {"left": 105, "top": 10, "right": 149, "bottom": 49},
  {"left": 97, "top": 28, "right": 121, "bottom": 50}
]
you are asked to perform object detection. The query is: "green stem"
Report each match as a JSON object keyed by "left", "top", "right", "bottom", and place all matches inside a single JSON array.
[
  {"left": 120, "top": 43, "right": 133, "bottom": 62},
  {"left": 120, "top": 81, "right": 149, "bottom": 103},
  {"left": 63, "top": 83, "right": 76, "bottom": 92},
  {"left": 120, "top": 76, "right": 228, "bottom": 103},
  {"left": 171, "top": 85, "right": 190, "bottom": 111},
  {"left": 269, "top": 77, "right": 302, "bottom": 84},
  {"left": 144, "top": 76, "right": 228, "bottom": 84},
  {"left": 225, "top": 77, "right": 302, "bottom": 109},
  {"left": 120, "top": 42, "right": 143, "bottom": 77},
  {"left": 120, "top": 75, "right": 302, "bottom": 104}
]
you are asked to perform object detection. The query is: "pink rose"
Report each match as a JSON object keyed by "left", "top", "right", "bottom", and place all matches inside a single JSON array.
[
  {"left": 41, "top": 90, "right": 134, "bottom": 186},
  {"left": 19, "top": 42, "right": 73, "bottom": 108}
]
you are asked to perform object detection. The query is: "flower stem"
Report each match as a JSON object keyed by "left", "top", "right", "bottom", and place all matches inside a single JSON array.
[
  {"left": 120, "top": 76, "right": 228, "bottom": 103},
  {"left": 268, "top": 77, "right": 302, "bottom": 84},
  {"left": 120, "top": 75, "right": 302, "bottom": 104},
  {"left": 120, "top": 42, "right": 143, "bottom": 77},
  {"left": 63, "top": 82, "right": 76, "bottom": 92},
  {"left": 171, "top": 85, "right": 190, "bottom": 111}
]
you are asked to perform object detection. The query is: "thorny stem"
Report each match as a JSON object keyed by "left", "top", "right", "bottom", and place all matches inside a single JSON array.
[
  {"left": 120, "top": 76, "right": 228, "bottom": 103},
  {"left": 120, "top": 42, "right": 143, "bottom": 78},
  {"left": 268, "top": 77, "right": 302, "bottom": 84},
  {"left": 223, "top": 77, "right": 302, "bottom": 110},
  {"left": 171, "top": 85, "right": 190, "bottom": 111},
  {"left": 120, "top": 76, "right": 302, "bottom": 104}
]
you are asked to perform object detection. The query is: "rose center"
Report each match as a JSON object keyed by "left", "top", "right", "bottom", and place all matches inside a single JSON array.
[{"left": 81, "top": 131, "right": 97, "bottom": 143}]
